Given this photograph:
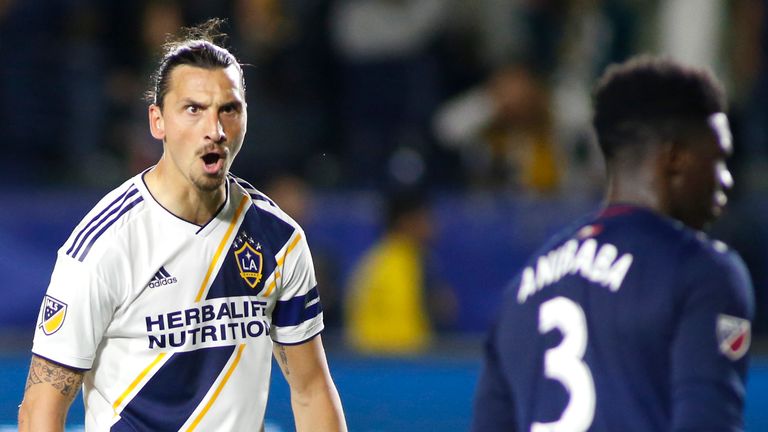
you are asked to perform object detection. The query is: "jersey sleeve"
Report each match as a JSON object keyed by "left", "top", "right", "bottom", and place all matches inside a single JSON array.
[
  {"left": 471, "top": 319, "right": 518, "bottom": 432},
  {"left": 671, "top": 247, "right": 754, "bottom": 431},
  {"left": 270, "top": 229, "right": 324, "bottom": 344},
  {"left": 31, "top": 252, "right": 118, "bottom": 370}
]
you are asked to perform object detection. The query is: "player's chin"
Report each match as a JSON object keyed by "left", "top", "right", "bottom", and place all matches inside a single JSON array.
[{"left": 193, "top": 172, "right": 227, "bottom": 192}]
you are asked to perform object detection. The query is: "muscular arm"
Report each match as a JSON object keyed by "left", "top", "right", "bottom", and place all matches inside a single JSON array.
[
  {"left": 18, "top": 354, "right": 84, "bottom": 432},
  {"left": 273, "top": 335, "right": 347, "bottom": 432}
]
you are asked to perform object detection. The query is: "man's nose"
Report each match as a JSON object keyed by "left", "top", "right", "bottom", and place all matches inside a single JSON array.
[{"left": 205, "top": 113, "right": 226, "bottom": 143}]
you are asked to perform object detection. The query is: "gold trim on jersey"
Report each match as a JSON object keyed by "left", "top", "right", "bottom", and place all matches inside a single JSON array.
[
  {"left": 195, "top": 195, "right": 251, "bottom": 302},
  {"left": 112, "top": 352, "right": 169, "bottom": 416},
  {"left": 186, "top": 343, "right": 247, "bottom": 431},
  {"left": 263, "top": 232, "right": 303, "bottom": 297}
]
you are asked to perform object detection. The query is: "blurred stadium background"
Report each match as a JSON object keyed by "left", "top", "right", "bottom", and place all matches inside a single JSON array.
[{"left": 2, "top": 0, "right": 768, "bottom": 430}]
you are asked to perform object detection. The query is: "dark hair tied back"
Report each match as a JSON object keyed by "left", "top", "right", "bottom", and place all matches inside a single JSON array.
[{"left": 145, "top": 18, "right": 244, "bottom": 108}]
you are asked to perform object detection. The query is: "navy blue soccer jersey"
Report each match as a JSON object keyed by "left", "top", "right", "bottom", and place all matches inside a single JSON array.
[{"left": 472, "top": 205, "right": 754, "bottom": 432}]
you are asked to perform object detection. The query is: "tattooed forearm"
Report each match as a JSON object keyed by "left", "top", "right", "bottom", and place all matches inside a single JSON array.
[
  {"left": 278, "top": 345, "right": 290, "bottom": 376},
  {"left": 26, "top": 356, "right": 84, "bottom": 402},
  {"left": 24, "top": 363, "right": 42, "bottom": 393}
]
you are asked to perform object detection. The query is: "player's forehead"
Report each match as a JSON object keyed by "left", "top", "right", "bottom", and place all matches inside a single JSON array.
[
  {"left": 165, "top": 64, "right": 244, "bottom": 102},
  {"left": 707, "top": 112, "right": 733, "bottom": 156}
]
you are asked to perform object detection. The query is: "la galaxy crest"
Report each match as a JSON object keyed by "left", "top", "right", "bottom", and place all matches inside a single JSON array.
[
  {"left": 39, "top": 295, "right": 67, "bottom": 335},
  {"left": 233, "top": 231, "right": 264, "bottom": 290}
]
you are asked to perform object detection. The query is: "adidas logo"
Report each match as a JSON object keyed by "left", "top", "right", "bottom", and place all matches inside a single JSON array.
[{"left": 147, "top": 266, "right": 178, "bottom": 289}]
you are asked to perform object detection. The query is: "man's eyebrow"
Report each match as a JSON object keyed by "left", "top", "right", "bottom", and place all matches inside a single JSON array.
[
  {"left": 221, "top": 100, "right": 243, "bottom": 111},
  {"left": 179, "top": 98, "right": 205, "bottom": 107}
]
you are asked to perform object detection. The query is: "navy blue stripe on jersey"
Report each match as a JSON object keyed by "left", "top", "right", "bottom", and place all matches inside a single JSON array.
[
  {"left": 66, "top": 185, "right": 137, "bottom": 257},
  {"left": 273, "top": 332, "right": 321, "bottom": 346},
  {"left": 205, "top": 204, "right": 295, "bottom": 300},
  {"left": 230, "top": 175, "right": 275, "bottom": 207},
  {"left": 272, "top": 286, "right": 322, "bottom": 327},
  {"left": 76, "top": 196, "right": 144, "bottom": 262},
  {"left": 110, "top": 345, "right": 236, "bottom": 432}
]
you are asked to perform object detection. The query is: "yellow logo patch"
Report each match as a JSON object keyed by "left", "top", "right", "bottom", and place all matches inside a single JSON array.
[
  {"left": 40, "top": 295, "right": 67, "bottom": 335},
  {"left": 235, "top": 242, "right": 263, "bottom": 289}
]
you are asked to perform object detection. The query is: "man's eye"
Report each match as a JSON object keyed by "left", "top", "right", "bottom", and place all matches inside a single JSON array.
[{"left": 186, "top": 106, "right": 200, "bottom": 114}]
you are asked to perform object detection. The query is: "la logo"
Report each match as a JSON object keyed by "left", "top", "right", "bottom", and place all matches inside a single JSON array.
[{"left": 235, "top": 242, "right": 263, "bottom": 289}]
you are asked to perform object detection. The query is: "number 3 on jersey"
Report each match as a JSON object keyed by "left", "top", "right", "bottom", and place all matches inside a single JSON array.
[{"left": 532, "top": 297, "right": 595, "bottom": 432}]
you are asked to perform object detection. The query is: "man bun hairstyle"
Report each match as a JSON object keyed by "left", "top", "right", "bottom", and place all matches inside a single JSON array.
[
  {"left": 145, "top": 18, "right": 244, "bottom": 108},
  {"left": 593, "top": 56, "right": 725, "bottom": 160}
]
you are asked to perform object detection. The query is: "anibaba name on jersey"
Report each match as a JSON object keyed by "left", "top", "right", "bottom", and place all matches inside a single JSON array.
[{"left": 518, "top": 238, "right": 634, "bottom": 304}]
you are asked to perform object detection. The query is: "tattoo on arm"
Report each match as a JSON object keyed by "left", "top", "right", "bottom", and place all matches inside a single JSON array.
[
  {"left": 25, "top": 356, "right": 84, "bottom": 402},
  {"left": 278, "top": 345, "right": 290, "bottom": 376}
]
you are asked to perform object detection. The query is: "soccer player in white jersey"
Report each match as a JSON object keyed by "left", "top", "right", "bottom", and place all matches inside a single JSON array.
[{"left": 18, "top": 19, "right": 347, "bottom": 431}]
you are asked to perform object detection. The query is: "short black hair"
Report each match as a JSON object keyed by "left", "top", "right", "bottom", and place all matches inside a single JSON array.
[
  {"left": 145, "top": 18, "right": 244, "bottom": 108},
  {"left": 593, "top": 55, "right": 725, "bottom": 160}
]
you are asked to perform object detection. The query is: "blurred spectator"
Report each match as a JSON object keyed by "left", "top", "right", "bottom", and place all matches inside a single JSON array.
[
  {"left": 433, "top": 63, "right": 562, "bottom": 192},
  {"left": 330, "top": 0, "right": 451, "bottom": 189},
  {"left": 264, "top": 173, "right": 344, "bottom": 330},
  {"left": 345, "top": 189, "right": 455, "bottom": 355},
  {"left": 434, "top": 0, "right": 640, "bottom": 194},
  {"left": 657, "top": 0, "right": 726, "bottom": 74}
]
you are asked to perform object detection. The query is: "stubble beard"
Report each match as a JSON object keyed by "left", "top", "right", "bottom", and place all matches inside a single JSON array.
[{"left": 190, "top": 170, "right": 227, "bottom": 193}]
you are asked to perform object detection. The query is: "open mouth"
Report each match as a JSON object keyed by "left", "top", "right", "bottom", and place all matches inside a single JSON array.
[{"left": 201, "top": 152, "right": 224, "bottom": 174}]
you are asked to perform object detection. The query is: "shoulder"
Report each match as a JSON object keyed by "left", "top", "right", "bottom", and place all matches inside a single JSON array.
[
  {"left": 520, "top": 211, "right": 600, "bottom": 264},
  {"left": 680, "top": 231, "right": 754, "bottom": 314},
  {"left": 676, "top": 227, "right": 747, "bottom": 277},
  {"left": 60, "top": 175, "right": 148, "bottom": 264},
  {"left": 229, "top": 174, "right": 277, "bottom": 208},
  {"left": 229, "top": 174, "right": 306, "bottom": 238},
  {"left": 607, "top": 209, "right": 753, "bottom": 309}
]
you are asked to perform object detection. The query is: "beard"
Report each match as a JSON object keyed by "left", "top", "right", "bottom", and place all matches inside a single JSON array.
[{"left": 190, "top": 170, "right": 227, "bottom": 192}]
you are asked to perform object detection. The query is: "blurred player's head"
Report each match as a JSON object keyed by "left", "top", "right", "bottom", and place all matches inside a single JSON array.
[
  {"left": 384, "top": 188, "right": 434, "bottom": 244},
  {"left": 146, "top": 19, "right": 248, "bottom": 193},
  {"left": 593, "top": 56, "right": 732, "bottom": 230}
]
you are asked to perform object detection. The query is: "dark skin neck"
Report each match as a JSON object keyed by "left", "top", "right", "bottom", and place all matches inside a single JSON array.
[{"left": 604, "top": 142, "right": 673, "bottom": 215}]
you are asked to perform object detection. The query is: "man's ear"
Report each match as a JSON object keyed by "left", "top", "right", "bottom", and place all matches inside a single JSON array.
[{"left": 148, "top": 104, "right": 165, "bottom": 140}]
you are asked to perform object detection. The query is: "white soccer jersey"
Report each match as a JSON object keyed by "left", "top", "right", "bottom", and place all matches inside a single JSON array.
[{"left": 32, "top": 170, "right": 324, "bottom": 431}]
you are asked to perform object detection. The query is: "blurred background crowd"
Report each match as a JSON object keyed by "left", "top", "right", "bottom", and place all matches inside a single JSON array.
[{"left": 2, "top": 0, "right": 768, "bottom": 354}]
